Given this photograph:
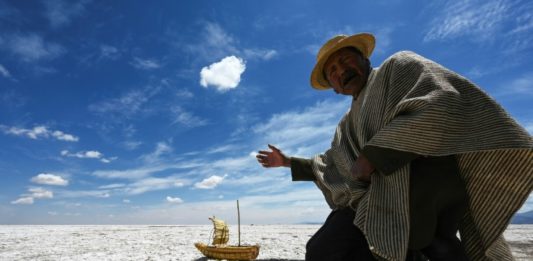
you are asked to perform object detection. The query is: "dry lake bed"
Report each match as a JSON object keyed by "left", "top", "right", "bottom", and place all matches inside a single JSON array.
[{"left": 0, "top": 224, "right": 531, "bottom": 260}]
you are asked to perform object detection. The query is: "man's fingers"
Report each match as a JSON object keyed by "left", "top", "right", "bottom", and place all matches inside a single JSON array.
[
  {"left": 267, "top": 144, "right": 279, "bottom": 152},
  {"left": 257, "top": 150, "right": 271, "bottom": 155}
]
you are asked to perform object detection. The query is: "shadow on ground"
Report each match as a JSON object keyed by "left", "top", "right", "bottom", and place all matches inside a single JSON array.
[{"left": 193, "top": 257, "right": 304, "bottom": 261}]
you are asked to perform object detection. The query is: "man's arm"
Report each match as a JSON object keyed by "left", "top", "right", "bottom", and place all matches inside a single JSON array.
[
  {"left": 352, "top": 146, "right": 420, "bottom": 182},
  {"left": 290, "top": 157, "right": 316, "bottom": 181},
  {"left": 256, "top": 145, "right": 316, "bottom": 182}
]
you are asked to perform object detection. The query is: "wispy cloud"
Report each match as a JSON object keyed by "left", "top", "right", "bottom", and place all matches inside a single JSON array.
[
  {"left": 525, "top": 123, "right": 533, "bottom": 135},
  {"left": 122, "top": 141, "right": 142, "bottom": 150},
  {"left": 194, "top": 175, "right": 226, "bottom": 189},
  {"left": 0, "top": 64, "right": 11, "bottom": 78},
  {"left": 88, "top": 87, "right": 160, "bottom": 119},
  {"left": 492, "top": 73, "right": 533, "bottom": 97},
  {"left": 200, "top": 55, "right": 246, "bottom": 91},
  {"left": 242, "top": 49, "right": 278, "bottom": 61},
  {"left": 27, "top": 187, "right": 54, "bottom": 199},
  {"left": 140, "top": 142, "right": 173, "bottom": 164},
  {"left": 424, "top": 0, "right": 533, "bottom": 46},
  {"left": 97, "top": 177, "right": 188, "bottom": 196},
  {"left": 31, "top": 173, "right": 69, "bottom": 186},
  {"left": 185, "top": 22, "right": 277, "bottom": 62},
  {"left": 130, "top": 57, "right": 161, "bottom": 70},
  {"left": 11, "top": 187, "right": 54, "bottom": 205},
  {"left": 11, "top": 197, "right": 34, "bottom": 205},
  {"left": 125, "top": 177, "right": 186, "bottom": 195},
  {"left": 253, "top": 99, "right": 350, "bottom": 156},
  {"left": 44, "top": 0, "right": 89, "bottom": 28},
  {"left": 100, "top": 45, "right": 120, "bottom": 60},
  {"left": 171, "top": 106, "right": 209, "bottom": 127},
  {"left": 61, "top": 150, "right": 116, "bottom": 163},
  {"left": 0, "top": 125, "right": 79, "bottom": 142},
  {"left": 3, "top": 33, "right": 65, "bottom": 62}
]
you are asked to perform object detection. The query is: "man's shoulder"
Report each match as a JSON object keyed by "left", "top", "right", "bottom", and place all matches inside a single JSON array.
[
  {"left": 378, "top": 51, "right": 438, "bottom": 74},
  {"left": 384, "top": 51, "right": 427, "bottom": 65}
]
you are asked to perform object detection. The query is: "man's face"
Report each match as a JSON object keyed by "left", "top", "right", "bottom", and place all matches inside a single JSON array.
[{"left": 323, "top": 47, "right": 369, "bottom": 97}]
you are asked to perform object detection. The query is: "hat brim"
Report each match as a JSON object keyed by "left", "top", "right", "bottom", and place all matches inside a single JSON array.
[{"left": 310, "top": 33, "right": 375, "bottom": 90}]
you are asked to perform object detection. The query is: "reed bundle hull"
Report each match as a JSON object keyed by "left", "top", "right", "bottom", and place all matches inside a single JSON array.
[{"left": 194, "top": 242, "right": 260, "bottom": 260}]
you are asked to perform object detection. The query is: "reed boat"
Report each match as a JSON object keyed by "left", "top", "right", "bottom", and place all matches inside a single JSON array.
[{"left": 194, "top": 200, "right": 260, "bottom": 260}]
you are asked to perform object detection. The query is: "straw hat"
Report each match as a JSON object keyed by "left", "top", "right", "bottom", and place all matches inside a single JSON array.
[{"left": 310, "top": 33, "right": 375, "bottom": 90}]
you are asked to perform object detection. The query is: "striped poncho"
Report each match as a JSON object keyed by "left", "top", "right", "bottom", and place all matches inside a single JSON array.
[{"left": 310, "top": 51, "right": 532, "bottom": 261}]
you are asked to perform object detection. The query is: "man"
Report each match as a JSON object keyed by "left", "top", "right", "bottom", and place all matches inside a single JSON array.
[{"left": 256, "top": 33, "right": 532, "bottom": 261}]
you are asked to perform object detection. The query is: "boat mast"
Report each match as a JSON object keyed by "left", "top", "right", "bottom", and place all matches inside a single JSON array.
[{"left": 237, "top": 199, "right": 241, "bottom": 246}]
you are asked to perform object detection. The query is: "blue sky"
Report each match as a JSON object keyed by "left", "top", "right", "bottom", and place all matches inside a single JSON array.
[{"left": 0, "top": 0, "right": 531, "bottom": 225}]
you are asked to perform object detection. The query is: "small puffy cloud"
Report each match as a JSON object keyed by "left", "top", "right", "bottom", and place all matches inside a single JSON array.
[
  {"left": 11, "top": 197, "right": 34, "bottom": 205},
  {"left": 131, "top": 57, "right": 160, "bottom": 70},
  {"left": 200, "top": 56, "right": 246, "bottom": 91},
  {"left": 166, "top": 196, "right": 183, "bottom": 204},
  {"left": 195, "top": 175, "right": 226, "bottom": 189},
  {"left": 123, "top": 199, "right": 131, "bottom": 203},
  {"left": 0, "top": 125, "right": 78, "bottom": 142},
  {"left": 31, "top": 173, "right": 69, "bottom": 186},
  {"left": 0, "top": 64, "right": 11, "bottom": 78},
  {"left": 28, "top": 187, "right": 53, "bottom": 199}
]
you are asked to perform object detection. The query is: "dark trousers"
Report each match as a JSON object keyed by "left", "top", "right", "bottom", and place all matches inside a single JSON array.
[
  {"left": 305, "top": 208, "right": 468, "bottom": 261},
  {"left": 306, "top": 208, "right": 375, "bottom": 261}
]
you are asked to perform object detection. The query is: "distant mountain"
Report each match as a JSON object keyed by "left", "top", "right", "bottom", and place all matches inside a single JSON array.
[{"left": 511, "top": 210, "right": 533, "bottom": 224}]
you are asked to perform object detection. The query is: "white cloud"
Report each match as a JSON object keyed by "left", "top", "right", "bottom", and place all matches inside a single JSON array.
[
  {"left": 30, "top": 173, "right": 69, "bottom": 186},
  {"left": 131, "top": 57, "right": 161, "bottom": 70},
  {"left": 0, "top": 64, "right": 11, "bottom": 78},
  {"left": 123, "top": 199, "right": 131, "bottom": 203},
  {"left": 171, "top": 106, "right": 208, "bottom": 127},
  {"left": 44, "top": 0, "right": 88, "bottom": 28},
  {"left": 200, "top": 56, "right": 246, "bottom": 91},
  {"left": 195, "top": 175, "right": 226, "bottom": 189},
  {"left": 11, "top": 197, "right": 34, "bottom": 205},
  {"left": 28, "top": 187, "right": 53, "bottom": 199},
  {"left": 5, "top": 33, "right": 65, "bottom": 62},
  {"left": 0, "top": 125, "right": 79, "bottom": 142},
  {"left": 166, "top": 196, "right": 183, "bottom": 204},
  {"left": 61, "top": 150, "right": 115, "bottom": 163}
]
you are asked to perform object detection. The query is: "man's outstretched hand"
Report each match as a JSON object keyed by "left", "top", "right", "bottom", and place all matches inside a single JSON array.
[{"left": 256, "top": 144, "right": 290, "bottom": 168}]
